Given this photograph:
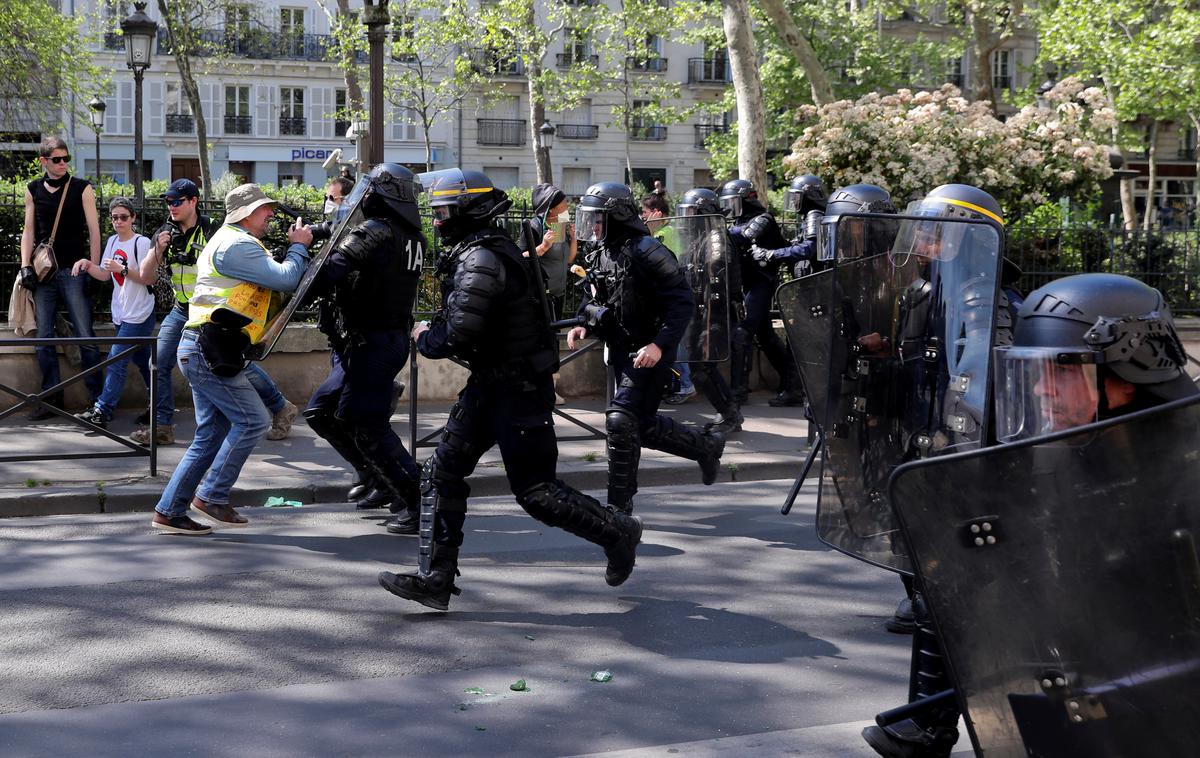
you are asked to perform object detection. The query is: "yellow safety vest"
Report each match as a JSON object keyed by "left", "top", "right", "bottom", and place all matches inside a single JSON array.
[
  {"left": 186, "top": 224, "right": 282, "bottom": 343},
  {"left": 171, "top": 222, "right": 210, "bottom": 304}
]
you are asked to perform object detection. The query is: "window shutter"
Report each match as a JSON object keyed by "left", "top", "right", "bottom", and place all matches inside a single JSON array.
[
  {"left": 202, "top": 81, "right": 220, "bottom": 136},
  {"left": 255, "top": 84, "right": 275, "bottom": 137},
  {"left": 148, "top": 79, "right": 164, "bottom": 137}
]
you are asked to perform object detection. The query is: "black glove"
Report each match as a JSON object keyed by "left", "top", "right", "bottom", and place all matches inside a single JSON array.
[
  {"left": 18, "top": 266, "right": 37, "bottom": 290},
  {"left": 750, "top": 245, "right": 775, "bottom": 268}
]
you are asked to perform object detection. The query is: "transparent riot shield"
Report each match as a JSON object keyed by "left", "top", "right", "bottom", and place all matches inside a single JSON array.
[
  {"left": 246, "top": 175, "right": 371, "bottom": 360},
  {"left": 814, "top": 213, "right": 1003, "bottom": 574},
  {"left": 654, "top": 213, "right": 731, "bottom": 363},
  {"left": 889, "top": 394, "right": 1200, "bottom": 758},
  {"left": 776, "top": 270, "right": 834, "bottom": 430}
]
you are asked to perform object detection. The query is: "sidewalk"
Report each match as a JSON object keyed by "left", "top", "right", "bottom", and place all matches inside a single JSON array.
[{"left": 0, "top": 396, "right": 811, "bottom": 517}]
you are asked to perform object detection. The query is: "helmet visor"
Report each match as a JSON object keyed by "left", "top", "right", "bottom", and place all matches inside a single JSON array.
[
  {"left": 892, "top": 208, "right": 967, "bottom": 263},
  {"left": 718, "top": 194, "right": 742, "bottom": 218},
  {"left": 677, "top": 203, "right": 700, "bottom": 217},
  {"left": 575, "top": 207, "right": 606, "bottom": 243},
  {"left": 993, "top": 346, "right": 1100, "bottom": 442},
  {"left": 783, "top": 190, "right": 802, "bottom": 213}
]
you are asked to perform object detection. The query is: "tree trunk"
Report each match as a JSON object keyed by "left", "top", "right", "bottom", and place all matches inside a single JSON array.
[
  {"left": 722, "top": 0, "right": 766, "bottom": 191},
  {"left": 1120, "top": 179, "right": 1137, "bottom": 231},
  {"left": 1192, "top": 113, "right": 1200, "bottom": 231},
  {"left": 157, "top": 0, "right": 212, "bottom": 199},
  {"left": 334, "top": 0, "right": 366, "bottom": 115},
  {"left": 968, "top": 13, "right": 997, "bottom": 110},
  {"left": 1143, "top": 120, "right": 1159, "bottom": 231},
  {"left": 756, "top": 0, "right": 834, "bottom": 105},
  {"left": 529, "top": 77, "right": 551, "bottom": 184},
  {"left": 422, "top": 115, "right": 434, "bottom": 172}
]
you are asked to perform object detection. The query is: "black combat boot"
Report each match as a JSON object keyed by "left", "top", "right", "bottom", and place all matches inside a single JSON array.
[
  {"left": 885, "top": 596, "right": 916, "bottom": 634},
  {"left": 862, "top": 721, "right": 958, "bottom": 758},
  {"left": 305, "top": 409, "right": 380, "bottom": 504},
  {"left": 518, "top": 481, "right": 643, "bottom": 587},
  {"left": 642, "top": 417, "right": 726, "bottom": 486},
  {"left": 383, "top": 504, "right": 420, "bottom": 535},
  {"left": 377, "top": 546, "right": 461, "bottom": 611},
  {"left": 694, "top": 364, "right": 744, "bottom": 435}
]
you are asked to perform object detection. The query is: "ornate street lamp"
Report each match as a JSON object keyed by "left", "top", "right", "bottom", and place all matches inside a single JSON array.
[
  {"left": 88, "top": 95, "right": 107, "bottom": 207},
  {"left": 121, "top": 0, "right": 157, "bottom": 219},
  {"left": 362, "top": 0, "right": 390, "bottom": 168},
  {"left": 538, "top": 121, "right": 556, "bottom": 151}
]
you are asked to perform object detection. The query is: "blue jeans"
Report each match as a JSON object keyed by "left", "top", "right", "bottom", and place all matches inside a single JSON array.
[
  {"left": 34, "top": 270, "right": 103, "bottom": 400},
  {"left": 153, "top": 306, "right": 285, "bottom": 425},
  {"left": 94, "top": 314, "right": 155, "bottom": 417},
  {"left": 154, "top": 331, "right": 271, "bottom": 516},
  {"left": 673, "top": 361, "right": 693, "bottom": 394}
]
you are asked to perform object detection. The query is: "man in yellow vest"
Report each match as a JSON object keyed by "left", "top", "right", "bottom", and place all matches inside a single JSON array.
[
  {"left": 151, "top": 184, "right": 311, "bottom": 535},
  {"left": 134, "top": 178, "right": 298, "bottom": 446}
]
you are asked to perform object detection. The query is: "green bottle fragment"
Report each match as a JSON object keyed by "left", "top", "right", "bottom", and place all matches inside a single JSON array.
[
  {"left": 464, "top": 687, "right": 486, "bottom": 695},
  {"left": 590, "top": 670, "right": 613, "bottom": 683},
  {"left": 510, "top": 678, "right": 528, "bottom": 691}
]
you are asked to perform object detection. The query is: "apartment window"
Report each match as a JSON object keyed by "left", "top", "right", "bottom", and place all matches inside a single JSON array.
[
  {"left": 280, "top": 8, "right": 305, "bottom": 57},
  {"left": 391, "top": 15, "right": 417, "bottom": 62},
  {"left": 165, "top": 83, "right": 194, "bottom": 134},
  {"left": 280, "top": 87, "right": 306, "bottom": 135},
  {"left": 225, "top": 3, "right": 252, "bottom": 35},
  {"left": 561, "top": 167, "right": 591, "bottom": 196},
  {"left": 229, "top": 161, "right": 254, "bottom": 184},
  {"left": 278, "top": 161, "right": 305, "bottom": 186},
  {"left": 946, "top": 56, "right": 964, "bottom": 88},
  {"left": 105, "top": 80, "right": 135, "bottom": 135},
  {"left": 992, "top": 50, "right": 1012, "bottom": 91},
  {"left": 391, "top": 101, "right": 419, "bottom": 141},
  {"left": 558, "top": 99, "right": 597, "bottom": 139},
  {"left": 224, "top": 85, "right": 251, "bottom": 134},
  {"left": 484, "top": 166, "right": 519, "bottom": 190}
]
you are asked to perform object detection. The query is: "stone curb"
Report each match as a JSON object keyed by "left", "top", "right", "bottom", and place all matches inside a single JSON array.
[{"left": 0, "top": 453, "right": 810, "bottom": 519}]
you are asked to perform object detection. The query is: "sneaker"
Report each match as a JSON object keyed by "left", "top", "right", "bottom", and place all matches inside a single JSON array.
[
  {"left": 131, "top": 424, "right": 175, "bottom": 446},
  {"left": 265, "top": 400, "right": 299, "bottom": 441},
  {"left": 664, "top": 386, "right": 697, "bottom": 405},
  {"left": 152, "top": 512, "right": 213, "bottom": 535},
  {"left": 74, "top": 405, "right": 110, "bottom": 429},
  {"left": 190, "top": 497, "right": 249, "bottom": 527}
]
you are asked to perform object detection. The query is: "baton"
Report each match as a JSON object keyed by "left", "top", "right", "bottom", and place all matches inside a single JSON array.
[{"left": 781, "top": 433, "right": 822, "bottom": 516}]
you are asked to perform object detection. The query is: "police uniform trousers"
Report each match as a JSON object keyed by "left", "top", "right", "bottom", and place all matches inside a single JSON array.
[
  {"left": 306, "top": 329, "right": 420, "bottom": 500},
  {"left": 425, "top": 371, "right": 559, "bottom": 549},
  {"left": 733, "top": 277, "right": 796, "bottom": 396}
]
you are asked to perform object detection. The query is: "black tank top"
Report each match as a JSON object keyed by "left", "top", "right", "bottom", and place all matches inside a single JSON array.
[{"left": 28, "top": 176, "right": 93, "bottom": 268}]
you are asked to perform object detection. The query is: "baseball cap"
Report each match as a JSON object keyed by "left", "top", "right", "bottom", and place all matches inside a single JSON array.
[{"left": 164, "top": 178, "right": 200, "bottom": 200}]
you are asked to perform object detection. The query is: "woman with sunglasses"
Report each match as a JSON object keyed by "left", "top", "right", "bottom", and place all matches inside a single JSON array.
[
  {"left": 71, "top": 198, "right": 156, "bottom": 429},
  {"left": 18, "top": 136, "right": 104, "bottom": 419}
]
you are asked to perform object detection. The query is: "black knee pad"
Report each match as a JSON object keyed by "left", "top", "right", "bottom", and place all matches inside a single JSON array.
[{"left": 605, "top": 407, "right": 639, "bottom": 440}]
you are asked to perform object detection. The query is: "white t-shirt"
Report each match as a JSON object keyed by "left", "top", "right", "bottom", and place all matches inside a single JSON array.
[{"left": 102, "top": 233, "right": 154, "bottom": 325}]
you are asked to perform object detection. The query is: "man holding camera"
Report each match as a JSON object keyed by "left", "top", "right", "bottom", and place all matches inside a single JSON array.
[
  {"left": 135, "top": 179, "right": 297, "bottom": 445},
  {"left": 152, "top": 184, "right": 311, "bottom": 534}
]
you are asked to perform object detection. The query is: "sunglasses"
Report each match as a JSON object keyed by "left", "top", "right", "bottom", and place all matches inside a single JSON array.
[
  {"left": 166, "top": 198, "right": 191, "bottom": 207},
  {"left": 46, "top": 155, "right": 71, "bottom": 164},
  {"left": 110, "top": 213, "right": 132, "bottom": 221}
]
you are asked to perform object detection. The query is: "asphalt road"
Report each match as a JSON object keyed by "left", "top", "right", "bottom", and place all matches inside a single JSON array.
[{"left": 0, "top": 479, "right": 952, "bottom": 757}]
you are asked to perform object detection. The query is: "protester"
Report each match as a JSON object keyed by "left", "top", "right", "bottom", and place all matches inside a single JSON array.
[
  {"left": 324, "top": 176, "right": 353, "bottom": 214},
  {"left": 72, "top": 198, "right": 154, "bottom": 428},
  {"left": 133, "top": 179, "right": 297, "bottom": 446},
  {"left": 522, "top": 183, "right": 578, "bottom": 319},
  {"left": 19, "top": 136, "right": 103, "bottom": 419},
  {"left": 151, "top": 184, "right": 311, "bottom": 535}
]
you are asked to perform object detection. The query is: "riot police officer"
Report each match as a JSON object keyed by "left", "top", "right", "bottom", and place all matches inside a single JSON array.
[
  {"left": 303, "top": 164, "right": 424, "bottom": 532},
  {"left": 676, "top": 187, "right": 744, "bottom": 434},
  {"left": 750, "top": 174, "right": 828, "bottom": 277},
  {"left": 718, "top": 179, "right": 805, "bottom": 407},
  {"left": 377, "top": 169, "right": 643, "bottom": 611},
  {"left": 566, "top": 182, "right": 725, "bottom": 514}
]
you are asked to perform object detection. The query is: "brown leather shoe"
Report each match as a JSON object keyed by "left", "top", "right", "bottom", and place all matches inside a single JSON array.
[
  {"left": 190, "top": 497, "right": 249, "bottom": 527},
  {"left": 152, "top": 512, "right": 213, "bottom": 535}
]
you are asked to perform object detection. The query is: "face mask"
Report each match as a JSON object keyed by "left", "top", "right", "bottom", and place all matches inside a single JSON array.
[
  {"left": 323, "top": 200, "right": 337, "bottom": 216},
  {"left": 557, "top": 211, "right": 570, "bottom": 224}
]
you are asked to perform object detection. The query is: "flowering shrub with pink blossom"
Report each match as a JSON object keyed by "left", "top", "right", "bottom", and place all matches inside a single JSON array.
[{"left": 781, "top": 79, "right": 1116, "bottom": 219}]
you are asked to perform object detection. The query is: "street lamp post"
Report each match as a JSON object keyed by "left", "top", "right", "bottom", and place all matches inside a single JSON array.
[
  {"left": 121, "top": 1, "right": 157, "bottom": 222},
  {"left": 362, "top": 0, "right": 390, "bottom": 169},
  {"left": 88, "top": 96, "right": 107, "bottom": 209}
]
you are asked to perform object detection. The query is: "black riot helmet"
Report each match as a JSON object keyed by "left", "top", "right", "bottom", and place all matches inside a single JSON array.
[
  {"left": 717, "top": 178, "right": 762, "bottom": 219},
  {"left": 994, "top": 273, "right": 1198, "bottom": 441},
  {"left": 575, "top": 182, "right": 648, "bottom": 244},
  {"left": 894, "top": 183, "right": 1004, "bottom": 263},
  {"left": 676, "top": 187, "right": 720, "bottom": 217},
  {"left": 783, "top": 174, "right": 828, "bottom": 215},
  {"left": 818, "top": 184, "right": 897, "bottom": 262},
  {"left": 426, "top": 168, "right": 512, "bottom": 244},
  {"left": 362, "top": 163, "right": 421, "bottom": 232}
]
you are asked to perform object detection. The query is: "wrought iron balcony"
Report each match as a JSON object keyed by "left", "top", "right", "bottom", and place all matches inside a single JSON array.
[
  {"left": 688, "top": 58, "right": 730, "bottom": 84},
  {"left": 155, "top": 27, "right": 333, "bottom": 62},
  {"left": 557, "top": 52, "right": 599, "bottom": 68},
  {"left": 477, "top": 118, "right": 526, "bottom": 146},
  {"left": 558, "top": 123, "right": 599, "bottom": 140},
  {"left": 166, "top": 114, "right": 195, "bottom": 134},
  {"left": 626, "top": 56, "right": 668, "bottom": 73},
  {"left": 224, "top": 115, "right": 252, "bottom": 135},
  {"left": 474, "top": 56, "right": 525, "bottom": 77},
  {"left": 694, "top": 123, "right": 728, "bottom": 148},
  {"left": 630, "top": 125, "right": 667, "bottom": 141},
  {"left": 279, "top": 116, "right": 307, "bottom": 136}
]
